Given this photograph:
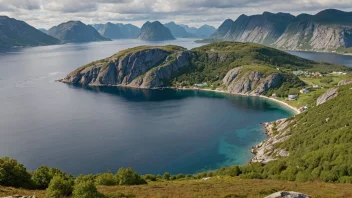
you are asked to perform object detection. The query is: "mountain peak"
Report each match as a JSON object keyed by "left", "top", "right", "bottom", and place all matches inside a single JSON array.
[{"left": 138, "top": 21, "right": 175, "bottom": 41}]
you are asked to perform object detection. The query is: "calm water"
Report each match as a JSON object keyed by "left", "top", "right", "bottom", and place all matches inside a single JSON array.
[{"left": 0, "top": 39, "right": 350, "bottom": 175}]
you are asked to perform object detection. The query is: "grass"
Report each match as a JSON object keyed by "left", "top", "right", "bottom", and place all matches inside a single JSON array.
[{"left": 3, "top": 176, "right": 352, "bottom": 198}]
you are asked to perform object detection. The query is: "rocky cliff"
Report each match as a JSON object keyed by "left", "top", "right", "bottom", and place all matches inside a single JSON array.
[
  {"left": 210, "top": 12, "right": 295, "bottom": 45},
  {"left": 48, "top": 21, "right": 111, "bottom": 43},
  {"left": 222, "top": 67, "right": 284, "bottom": 95},
  {"left": 137, "top": 21, "right": 175, "bottom": 41},
  {"left": 209, "top": 9, "right": 352, "bottom": 52},
  {"left": 251, "top": 118, "right": 294, "bottom": 163},
  {"left": 60, "top": 46, "right": 190, "bottom": 88}
]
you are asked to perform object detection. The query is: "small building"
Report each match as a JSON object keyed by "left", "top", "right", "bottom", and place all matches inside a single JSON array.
[
  {"left": 288, "top": 94, "right": 297, "bottom": 101},
  {"left": 194, "top": 82, "right": 208, "bottom": 87},
  {"left": 299, "top": 106, "right": 309, "bottom": 112},
  {"left": 300, "top": 88, "right": 310, "bottom": 94}
]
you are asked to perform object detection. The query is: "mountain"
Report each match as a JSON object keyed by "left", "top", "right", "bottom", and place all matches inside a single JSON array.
[
  {"left": 92, "top": 23, "right": 140, "bottom": 39},
  {"left": 275, "top": 9, "right": 352, "bottom": 51},
  {"left": 195, "top": 24, "right": 216, "bottom": 38},
  {"left": 208, "top": 9, "right": 352, "bottom": 52},
  {"left": 59, "top": 41, "right": 346, "bottom": 91},
  {"left": 180, "top": 24, "right": 198, "bottom": 34},
  {"left": 164, "top": 22, "right": 193, "bottom": 38},
  {"left": 48, "top": 21, "right": 111, "bottom": 43},
  {"left": 0, "top": 16, "right": 60, "bottom": 49},
  {"left": 137, "top": 21, "right": 175, "bottom": 41},
  {"left": 38, "top": 28, "right": 48, "bottom": 34},
  {"left": 210, "top": 12, "right": 295, "bottom": 45}
]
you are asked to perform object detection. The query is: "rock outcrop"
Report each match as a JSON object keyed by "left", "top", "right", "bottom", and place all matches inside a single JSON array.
[
  {"left": 0, "top": 16, "right": 60, "bottom": 48},
  {"left": 251, "top": 118, "right": 294, "bottom": 163},
  {"left": 265, "top": 191, "right": 310, "bottom": 198},
  {"left": 223, "top": 67, "right": 284, "bottom": 95},
  {"left": 48, "top": 21, "right": 110, "bottom": 43},
  {"left": 338, "top": 79, "right": 352, "bottom": 86},
  {"left": 316, "top": 87, "right": 338, "bottom": 105},
  {"left": 137, "top": 21, "right": 175, "bottom": 41},
  {"left": 60, "top": 47, "right": 190, "bottom": 88}
]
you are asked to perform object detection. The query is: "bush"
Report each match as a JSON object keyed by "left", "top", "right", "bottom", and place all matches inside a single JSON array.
[
  {"left": 31, "top": 166, "right": 64, "bottom": 189},
  {"left": 73, "top": 179, "right": 102, "bottom": 198},
  {"left": 46, "top": 175, "right": 74, "bottom": 198},
  {"left": 339, "top": 176, "right": 352, "bottom": 183},
  {"left": 144, "top": 174, "right": 157, "bottom": 181},
  {"left": 95, "top": 172, "right": 117, "bottom": 186},
  {"left": 176, "top": 174, "right": 185, "bottom": 179},
  {"left": 116, "top": 168, "right": 147, "bottom": 185},
  {"left": 0, "top": 157, "right": 31, "bottom": 188},
  {"left": 163, "top": 172, "right": 171, "bottom": 180}
]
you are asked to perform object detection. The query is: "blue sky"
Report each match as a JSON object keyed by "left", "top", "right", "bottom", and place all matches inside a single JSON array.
[{"left": 0, "top": 0, "right": 351, "bottom": 29}]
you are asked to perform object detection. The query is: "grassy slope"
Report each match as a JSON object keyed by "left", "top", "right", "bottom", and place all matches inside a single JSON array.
[
  {"left": 171, "top": 42, "right": 348, "bottom": 92},
  {"left": 3, "top": 177, "right": 352, "bottom": 198}
]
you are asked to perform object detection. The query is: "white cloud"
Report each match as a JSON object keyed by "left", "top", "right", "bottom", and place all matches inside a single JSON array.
[{"left": 0, "top": 0, "right": 351, "bottom": 29}]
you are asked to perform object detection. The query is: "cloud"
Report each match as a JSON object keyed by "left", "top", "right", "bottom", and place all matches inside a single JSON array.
[{"left": 0, "top": 0, "right": 351, "bottom": 29}]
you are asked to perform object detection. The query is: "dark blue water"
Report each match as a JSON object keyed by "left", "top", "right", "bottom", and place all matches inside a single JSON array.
[{"left": 1, "top": 39, "right": 350, "bottom": 175}]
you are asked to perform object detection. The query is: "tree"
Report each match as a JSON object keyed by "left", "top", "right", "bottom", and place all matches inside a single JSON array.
[
  {"left": 46, "top": 175, "right": 74, "bottom": 198},
  {"left": 0, "top": 157, "right": 31, "bottom": 188},
  {"left": 95, "top": 172, "right": 117, "bottom": 186}
]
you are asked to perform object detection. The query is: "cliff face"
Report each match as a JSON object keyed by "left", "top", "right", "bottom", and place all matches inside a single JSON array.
[
  {"left": 275, "top": 22, "right": 352, "bottom": 51},
  {"left": 209, "top": 9, "right": 352, "bottom": 52},
  {"left": 211, "top": 12, "right": 295, "bottom": 45},
  {"left": 60, "top": 47, "right": 190, "bottom": 88},
  {"left": 223, "top": 67, "right": 284, "bottom": 95}
]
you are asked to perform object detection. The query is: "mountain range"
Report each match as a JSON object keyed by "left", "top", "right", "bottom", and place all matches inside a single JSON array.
[{"left": 208, "top": 9, "right": 352, "bottom": 52}]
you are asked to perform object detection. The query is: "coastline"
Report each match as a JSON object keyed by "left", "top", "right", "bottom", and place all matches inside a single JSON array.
[{"left": 171, "top": 87, "right": 300, "bottom": 115}]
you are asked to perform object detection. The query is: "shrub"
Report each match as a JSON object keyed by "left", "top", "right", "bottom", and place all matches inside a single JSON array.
[
  {"left": 176, "top": 173, "right": 185, "bottom": 179},
  {"left": 31, "top": 166, "right": 64, "bottom": 189},
  {"left": 95, "top": 172, "right": 117, "bottom": 186},
  {"left": 46, "top": 175, "right": 74, "bottom": 198},
  {"left": 144, "top": 174, "right": 157, "bottom": 181},
  {"left": 339, "top": 176, "right": 352, "bottom": 183},
  {"left": 116, "top": 168, "right": 147, "bottom": 185},
  {"left": 0, "top": 157, "right": 31, "bottom": 188},
  {"left": 73, "top": 179, "right": 102, "bottom": 198},
  {"left": 163, "top": 172, "right": 171, "bottom": 180}
]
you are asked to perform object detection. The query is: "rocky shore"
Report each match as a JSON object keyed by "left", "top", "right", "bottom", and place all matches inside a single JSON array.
[{"left": 250, "top": 118, "right": 294, "bottom": 163}]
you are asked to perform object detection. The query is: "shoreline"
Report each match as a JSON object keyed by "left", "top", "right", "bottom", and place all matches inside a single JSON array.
[{"left": 171, "top": 87, "right": 300, "bottom": 115}]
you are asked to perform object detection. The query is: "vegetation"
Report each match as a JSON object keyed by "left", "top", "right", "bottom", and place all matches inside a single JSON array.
[{"left": 46, "top": 175, "right": 74, "bottom": 198}]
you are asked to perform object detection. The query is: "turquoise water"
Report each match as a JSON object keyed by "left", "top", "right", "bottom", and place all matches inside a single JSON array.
[{"left": 1, "top": 38, "right": 346, "bottom": 175}]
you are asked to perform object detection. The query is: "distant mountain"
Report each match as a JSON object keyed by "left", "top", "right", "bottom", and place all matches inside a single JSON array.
[
  {"left": 275, "top": 9, "right": 352, "bottom": 51},
  {"left": 137, "top": 21, "right": 175, "bottom": 41},
  {"left": 208, "top": 9, "right": 352, "bottom": 52},
  {"left": 38, "top": 28, "right": 48, "bottom": 34},
  {"left": 164, "top": 22, "right": 193, "bottom": 38},
  {"left": 195, "top": 25, "right": 216, "bottom": 38},
  {"left": 210, "top": 12, "right": 295, "bottom": 45},
  {"left": 180, "top": 24, "right": 198, "bottom": 34},
  {"left": 0, "top": 16, "right": 60, "bottom": 49},
  {"left": 92, "top": 23, "right": 140, "bottom": 39},
  {"left": 48, "top": 21, "right": 111, "bottom": 43}
]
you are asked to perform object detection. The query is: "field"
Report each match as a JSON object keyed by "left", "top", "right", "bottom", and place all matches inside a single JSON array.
[{"left": 2, "top": 176, "right": 352, "bottom": 198}]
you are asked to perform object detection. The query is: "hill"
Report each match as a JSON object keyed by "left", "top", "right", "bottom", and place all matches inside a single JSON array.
[
  {"left": 59, "top": 41, "right": 348, "bottom": 99},
  {"left": 137, "top": 21, "right": 175, "bottom": 41},
  {"left": 48, "top": 21, "right": 111, "bottom": 43},
  {"left": 195, "top": 24, "right": 216, "bottom": 38},
  {"left": 0, "top": 16, "right": 60, "bottom": 48}
]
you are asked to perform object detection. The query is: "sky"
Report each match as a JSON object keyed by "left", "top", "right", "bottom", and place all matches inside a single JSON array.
[{"left": 0, "top": 0, "right": 351, "bottom": 29}]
